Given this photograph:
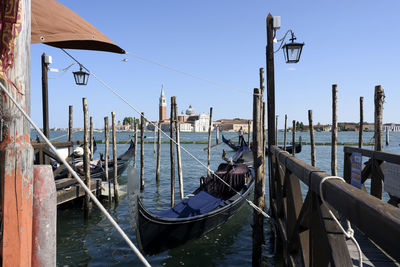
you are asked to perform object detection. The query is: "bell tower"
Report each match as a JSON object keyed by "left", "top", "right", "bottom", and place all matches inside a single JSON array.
[{"left": 159, "top": 85, "right": 167, "bottom": 121}]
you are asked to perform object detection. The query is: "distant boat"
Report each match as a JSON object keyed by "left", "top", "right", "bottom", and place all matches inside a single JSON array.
[
  {"left": 221, "top": 135, "right": 302, "bottom": 155},
  {"left": 136, "top": 145, "right": 254, "bottom": 255},
  {"left": 54, "top": 140, "right": 135, "bottom": 180}
]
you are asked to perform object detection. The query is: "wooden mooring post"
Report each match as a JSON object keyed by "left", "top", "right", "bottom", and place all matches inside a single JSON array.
[
  {"left": 247, "top": 119, "right": 251, "bottom": 145},
  {"left": 216, "top": 125, "right": 220, "bottom": 144},
  {"left": 112, "top": 112, "right": 119, "bottom": 203},
  {"left": 175, "top": 99, "right": 184, "bottom": 199},
  {"left": 308, "top": 110, "right": 316, "bottom": 167},
  {"left": 0, "top": 1, "right": 34, "bottom": 264},
  {"left": 283, "top": 114, "right": 287, "bottom": 151},
  {"left": 371, "top": 85, "right": 384, "bottom": 199},
  {"left": 252, "top": 88, "right": 265, "bottom": 266},
  {"left": 90, "top": 116, "right": 94, "bottom": 160},
  {"left": 292, "top": 120, "right": 296, "bottom": 156},
  {"left": 140, "top": 112, "right": 145, "bottom": 191},
  {"left": 68, "top": 105, "right": 73, "bottom": 155},
  {"left": 104, "top": 117, "right": 111, "bottom": 201},
  {"left": 207, "top": 107, "right": 213, "bottom": 176},
  {"left": 275, "top": 115, "right": 278, "bottom": 144},
  {"left": 386, "top": 127, "right": 389, "bottom": 146},
  {"left": 156, "top": 121, "right": 161, "bottom": 183},
  {"left": 170, "top": 97, "right": 176, "bottom": 207},
  {"left": 134, "top": 120, "right": 138, "bottom": 168},
  {"left": 83, "top": 98, "right": 91, "bottom": 217},
  {"left": 359, "top": 96, "right": 364, "bottom": 148},
  {"left": 331, "top": 84, "right": 338, "bottom": 176}
]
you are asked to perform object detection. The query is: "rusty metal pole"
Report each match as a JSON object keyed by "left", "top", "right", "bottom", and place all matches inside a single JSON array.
[{"left": 0, "top": 1, "right": 34, "bottom": 265}]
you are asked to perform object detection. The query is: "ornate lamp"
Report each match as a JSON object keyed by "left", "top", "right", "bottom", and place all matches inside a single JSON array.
[
  {"left": 73, "top": 65, "right": 89, "bottom": 85},
  {"left": 282, "top": 32, "right": 304, "bottom": 63}
]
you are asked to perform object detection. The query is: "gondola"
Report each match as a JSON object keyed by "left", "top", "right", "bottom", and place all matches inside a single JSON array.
[
  {"left": 54, "top": 139, "right": 135, "bottom": 180},
  {"left": 136, "top": 145, "right": 255, "bottom": 255},
  {"left": 222, "top": 134, "right": 302, "bottom": 154}
]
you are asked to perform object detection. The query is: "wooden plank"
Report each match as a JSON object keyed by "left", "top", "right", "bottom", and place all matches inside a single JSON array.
[
  {"left": 57, "top": 179, "right": 102, "bottom": 205},
  {"left": 31, "top": 140, "right": 84, "bottom": 148}
]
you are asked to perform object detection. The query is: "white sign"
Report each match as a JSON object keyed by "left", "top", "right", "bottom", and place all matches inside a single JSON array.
[
  {"left": 351, "top": 152, "right": 362, "bottom": 189},
  {"left": 384, "top": 162, "right": 400, "bottom": 198}
]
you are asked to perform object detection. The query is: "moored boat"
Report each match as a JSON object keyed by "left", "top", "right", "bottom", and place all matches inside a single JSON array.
[{"left": 136, "top": 145, "right": 254, "bottom": 255}]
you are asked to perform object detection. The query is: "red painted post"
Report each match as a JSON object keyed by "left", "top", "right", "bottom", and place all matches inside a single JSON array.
[
  {"left": 0, "top": 0, "right": 33, "bottom": 266},
  {"left": 32, "top": 166, "right": 56, "bottom": 267}
]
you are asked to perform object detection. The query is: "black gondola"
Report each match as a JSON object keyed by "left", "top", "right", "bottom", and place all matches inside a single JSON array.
[
  {"left": 136, "top": 145, "right": 255, "bottom": 255},
  {"left": 221, "top": 134, "right": 302, "bottom": 154},
  {"left": 54, "top": 139, "right": 135, "bottom": 180}
]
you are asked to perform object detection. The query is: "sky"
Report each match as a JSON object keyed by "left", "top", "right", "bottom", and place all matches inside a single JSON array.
[{"left": 30, "top": 0, "right": 400, "bottom": 128}]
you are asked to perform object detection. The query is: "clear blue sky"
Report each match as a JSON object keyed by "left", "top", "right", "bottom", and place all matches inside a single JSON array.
[{"left": 30, "top": 0, "right": 400, "bottom": 128}]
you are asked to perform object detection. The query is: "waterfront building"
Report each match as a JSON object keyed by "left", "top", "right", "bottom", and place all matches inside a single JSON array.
[
  {"left": 384, "top": 123, "right": 400, "bottom": 132},
  {"left": 217, "top": 119, "right": 252, "bottom": 133},
  {"left": 177, "top": 105, "right": 210, "bottom": 132}
]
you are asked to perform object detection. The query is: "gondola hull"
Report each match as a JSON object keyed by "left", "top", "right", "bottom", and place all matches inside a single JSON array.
[
  {"left": 54, "top": 140, "right": 135, "bottom": 180},
  {"left": 136, "top": 179, "right": 254, "bottom": 255}
]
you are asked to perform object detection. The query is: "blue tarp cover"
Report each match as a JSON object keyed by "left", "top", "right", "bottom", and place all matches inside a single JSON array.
[{"left": 156, "top": 191, "right": 223, "bottom": 218}]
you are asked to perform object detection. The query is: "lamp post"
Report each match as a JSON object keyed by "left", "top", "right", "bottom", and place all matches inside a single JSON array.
[{"left": 263, "top": 13, "right": 304, "bottom": 265}]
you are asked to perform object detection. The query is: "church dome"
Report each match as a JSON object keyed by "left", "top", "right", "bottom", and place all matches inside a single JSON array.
[{"left": 186, "top": 105, "right": 195, "bottom": 116}]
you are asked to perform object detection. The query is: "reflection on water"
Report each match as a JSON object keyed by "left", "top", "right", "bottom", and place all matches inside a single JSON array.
[{"left": 31, "top": 130, "right": 400, "bottom": 266}]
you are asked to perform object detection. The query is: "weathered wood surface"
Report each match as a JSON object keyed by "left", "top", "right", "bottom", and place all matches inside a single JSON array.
[
  {"left": 347, "top": 226, "right": 399, "bottom": 267},
  {"left": 56, "top": 178, "right": 102, "bottom": 205},
  {"left": 156, "top": 121, "right": 161, "bottom": 183},
  {"left": 207, "top": 107, "right": 213, "bottom": 176},
  {"left": 0, "top": 1, "right": 33, "bottom": 265},
  {"left": 140, "top": 112, "right": 145, "bottom": 191},
  {"left": 359, "top": 97, "right": 363, "bottom": 148},
  {"left": 252, "top": 88, "right": 265, "bottom": 266},
  {"left": 83, "top": 98, "right": 91, "bottom": 216},
  {"left": 170, "top": 97, "right": 176, "bottom": 207},
  {"left": 271, "top": 145, "right": 400, "bottom": 263},
  {"left": 331, "top": 84, "right": 338, "bottom": 175},
  {"left": 112, "top": 112, "right": 119, "bottom": 201}
]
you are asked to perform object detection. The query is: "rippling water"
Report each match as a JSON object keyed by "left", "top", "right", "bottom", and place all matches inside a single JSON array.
[{"left": 32, "top": 130, "right": 400, "bottom": 266}]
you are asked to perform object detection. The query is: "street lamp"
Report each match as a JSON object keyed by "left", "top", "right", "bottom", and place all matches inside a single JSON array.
[
  {"left": 73, "top": 65, "right": 90, "bottom": 85},
  {"left": 282, "top": 32, "right": 304, "bottom": 63}
]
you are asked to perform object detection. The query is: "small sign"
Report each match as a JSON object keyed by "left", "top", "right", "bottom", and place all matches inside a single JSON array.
[
  {"left": 384, "top": 162, "right": 400, "bottom": 198},
  {"left": 351, "top": 152, "right": 362, "bottom": 189}
]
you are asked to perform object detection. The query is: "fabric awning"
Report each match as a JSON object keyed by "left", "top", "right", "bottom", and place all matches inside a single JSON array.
[{"left": 31, "top": 0, "right": 125, "bottom": 54}]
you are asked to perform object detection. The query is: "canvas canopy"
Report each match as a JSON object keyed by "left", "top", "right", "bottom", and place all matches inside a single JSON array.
[{"left": 31, "top": 0, "right": 125, "bottom": 54}]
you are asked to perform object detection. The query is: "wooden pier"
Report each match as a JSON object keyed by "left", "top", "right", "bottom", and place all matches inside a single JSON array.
[{"left": 268, "top": 145, "right": 400, "bottom": 266}]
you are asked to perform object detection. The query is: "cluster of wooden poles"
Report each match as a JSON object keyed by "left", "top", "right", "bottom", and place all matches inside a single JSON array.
[
  {"left": 68, "top": 98, "right": 122, "bottom": 217},
  {"left": 134, "top": 96, "right": 215, "bottom": 207}
]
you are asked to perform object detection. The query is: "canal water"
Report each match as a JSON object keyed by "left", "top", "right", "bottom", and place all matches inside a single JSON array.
[{"left": 32, "top": 130, "right": 400, "bottom": 266}]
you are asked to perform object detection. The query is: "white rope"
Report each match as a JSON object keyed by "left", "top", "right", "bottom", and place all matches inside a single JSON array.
[
  {"left": 61, "top": 49, "right": 270, "bottom": 219},
  {"left": 319, "top": 176, "right": 363, "bottom": 267},
  {"left": 0, "top": 82, "right": 151, "bottom": 267}
]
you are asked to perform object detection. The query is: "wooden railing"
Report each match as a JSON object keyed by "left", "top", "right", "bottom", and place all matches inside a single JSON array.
[
  {"left": 269, "top": 145, "right": 400, "bottom": 266},
  {"left": 343, "top": 146, "right": 400, "bottom": 206}
]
